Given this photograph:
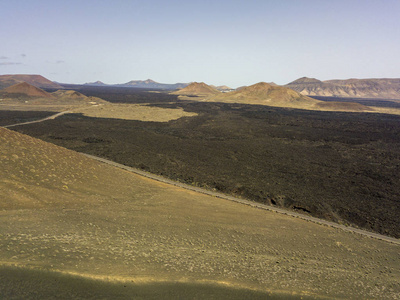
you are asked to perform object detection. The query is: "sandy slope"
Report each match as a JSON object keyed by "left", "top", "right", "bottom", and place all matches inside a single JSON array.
[
  {"left": 0, "top": 127, "right": 399, "bottom": 299},
  {"left": 72, "top": 103, "right": 198, "bottom": 122}
]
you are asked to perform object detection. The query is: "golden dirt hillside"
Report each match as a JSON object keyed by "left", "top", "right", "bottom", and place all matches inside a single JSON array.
[
  {"left": 0, "top": 128, "right": 399, "bottom": 299},
  {"left": 52, "top": 90, "right": 88, "bottom": 99},
  {"left": 73, "top": 103, "right": 198, "bottom": 122},
  {"left": 171, "top": 82, "right": 221, "bottom": 96},
  {"left": 50, "top": 89, "right": 107, "bottom": 105},
  {"left": 207, "top": 82, "right": 321, "bottom": 108},
  {"left": 206, "top": 82, "right": 380, "bottom": 113}
]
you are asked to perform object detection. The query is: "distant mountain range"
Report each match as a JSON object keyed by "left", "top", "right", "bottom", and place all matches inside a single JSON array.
[
  {"left": 2, "top": 74, "right": 400, "bottom": 99},
  {"left": 85, "top": 79, "right": 233, "bottom": 91},
  {"left": 85, "top": 79, "right": 189, "bottom": 90},
  {"left": 285, "top": 77, "right": 400, "bottom": 99}
]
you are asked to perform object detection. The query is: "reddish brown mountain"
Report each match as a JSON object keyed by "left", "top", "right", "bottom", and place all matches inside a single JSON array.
[
  {"left": 2, "top": 82, "right": 54, "bottom": 98},
  {"left": 0, "top": 74, "right": 62, "bottom": 89}
]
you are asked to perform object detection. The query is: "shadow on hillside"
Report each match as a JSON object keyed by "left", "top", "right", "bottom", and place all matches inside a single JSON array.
[{"left": 0, "top": 266, "right": 320, "bottom": 299}]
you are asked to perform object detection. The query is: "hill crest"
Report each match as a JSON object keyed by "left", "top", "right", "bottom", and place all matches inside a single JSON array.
[
  {"left": 84, "top": 81, "right": 107, "bottom": 86},
  {"left": 288, "top": 77, "right": 323, "bottom": 85},
  {"left": 210, "top": 85, "right": 234, "bottom": 91},
  {"left": 209, "top": 82, "right": 316, "bottom": 104},
  {"left": 125, "top": 79, "right": 157, "bottom": 85},
  {"left": 115, "top": 79, "right": 188, "bottom": 90},
  {"left": 171, "top": 82, "right": 221, "bottom": 95},
  {"left": 52, "top": 90, "right": 87, "bottom": 99}
]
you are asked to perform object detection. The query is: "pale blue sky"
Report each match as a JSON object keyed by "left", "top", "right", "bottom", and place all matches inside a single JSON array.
[{"left": 1, "top": 0, "right": 399, "bottom": 87}]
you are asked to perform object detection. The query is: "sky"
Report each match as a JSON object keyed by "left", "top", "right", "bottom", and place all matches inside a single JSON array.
[{"left": 1, "top": 0, "right": 399, "bottom": 88}]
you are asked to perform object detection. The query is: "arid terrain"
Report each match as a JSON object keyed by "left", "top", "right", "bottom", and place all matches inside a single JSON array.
[
  {"left": 1, "top": 127, "right": 399, "bottom": 299},
  {"left": 11, "top": 87, "right": 400, "bottom": 238},
  {"left": 1, "top": 76, "right": 400, "bottom": 298},
  {"left": 172, "top": 82, "right": 400, "bottom": 115},
  {"left": 2, "top": 0, "right": 400, "bottom": 294}
]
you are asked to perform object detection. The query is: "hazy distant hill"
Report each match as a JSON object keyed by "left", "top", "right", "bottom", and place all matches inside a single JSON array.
[
  {"left": 286, "top": 77, "right": 400, "bottom": 99},
  {"left": 84, "top": 81, "right": 107, "bottom": 86},
  {"left": 210, "top": 85, "right": 234, "bottom": 92},
  {"left": 288, "top": 77, "right": 323, "bottom": 85},
  {"left": 116, "top": 79, "right": 189, "bottom": 90},
  {"left": 84, "top": 80, "right": 234, "bottom": 92},
  {"left": 171, "top": 82, "right": 221, "bottom": 96},
  {"left": 0, "top": 74, "right": 63, "bottom": 90}
]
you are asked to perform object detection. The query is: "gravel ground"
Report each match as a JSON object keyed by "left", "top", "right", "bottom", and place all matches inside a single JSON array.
[{"left": 1, "top": 127, "right": 400, "bottom": 298}]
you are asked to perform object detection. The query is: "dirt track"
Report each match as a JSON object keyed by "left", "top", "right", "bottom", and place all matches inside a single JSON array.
[{"left": 3, "top": 111, "right": 71, "bottom": 128}]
